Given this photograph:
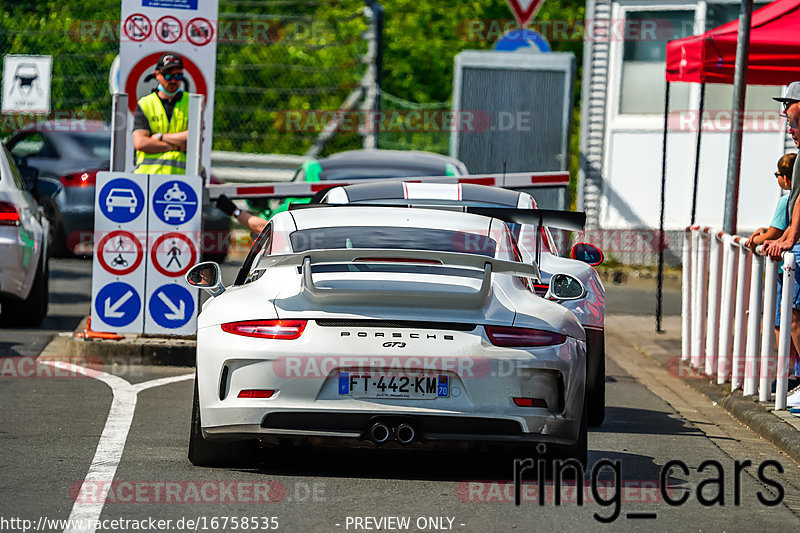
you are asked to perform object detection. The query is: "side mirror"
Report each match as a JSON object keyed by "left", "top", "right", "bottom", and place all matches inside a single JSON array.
[
  {"left": 186, "top": 261, "right": 225, "bottom": 297},
  {"left": 33, "top": 177, "right": 61, "bottom": 201},
  {"left": 570, "top": 242, "right": 603, "bottom": 266},
  {"left": 547, "top": 273, "right": 586, "bottom": 301}
]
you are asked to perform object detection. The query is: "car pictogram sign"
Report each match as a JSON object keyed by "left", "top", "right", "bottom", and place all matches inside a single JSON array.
[
  {"left": 97, "top": 230, "right": 144, "bottom": 276},
  {"left": 152, "top": 180, "right": 198, "bottom": 225},
  {"left": 151, "top": 232, "right": 197, "bottom": 277},
  {"left": 98, "top": 177, "right": 145, "bottom": 224},
  {"left": 155, "top": 16, "right": 182, "bottom": 44},
  {"left": 124, "top": 14, "right": 152, "bottom": 42},
  {"left": 186, "top": 18, "right": 214, "bottom": 46}
]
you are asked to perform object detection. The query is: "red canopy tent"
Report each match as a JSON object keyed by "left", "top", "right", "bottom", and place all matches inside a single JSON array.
[
  {"left": 654, "top": 0, "right": 800, "bottom": 329},
  {"left": 666, "top": 0, "right": 800, "bottom": 85}
]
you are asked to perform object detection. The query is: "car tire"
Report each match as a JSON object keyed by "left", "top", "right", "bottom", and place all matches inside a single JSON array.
[
  {"left": 188, "top": 376, "right": 258, "bottom": 467},
  {"left": 0, "top": 252, "right": 49, "bottom": 327},
  {"left": 586, "top": 330, "right": 606, "bottom": 427}
]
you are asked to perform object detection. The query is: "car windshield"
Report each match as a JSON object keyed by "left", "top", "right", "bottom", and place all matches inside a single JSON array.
[
  {"left": 349, "top": 198, "right": 524, "bottom": 242},
  {"left": 71, "top": 132, "right": 111, "bottom": 160},
  {"left": 111, "top": 190, "right": 133, "bottom": 197},
  {"left": 289, "top": 226, "right": 497, "bottom": 257}
]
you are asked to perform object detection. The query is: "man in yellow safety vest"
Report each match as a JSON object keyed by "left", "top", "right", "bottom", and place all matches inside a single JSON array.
[{"left": 132, "top": 53, "right": 190, "bottom": 175}]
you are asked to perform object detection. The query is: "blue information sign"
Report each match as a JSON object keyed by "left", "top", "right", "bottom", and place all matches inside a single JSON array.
[
  {"left": 98, "top": 178, "right": 145, "bottom": 223},
  {"left": 152, "top": 181, "right": 198, "bottom": 225},
  {"left": 149, "top": 284, "right": 195, "bottom": 329},
  {"left": 95, "top": 282, "right": 141, "bottom": 327}
]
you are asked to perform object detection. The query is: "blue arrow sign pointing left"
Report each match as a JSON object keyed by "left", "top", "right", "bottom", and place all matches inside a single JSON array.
[{"left": 95, "top": 282, "right": 141, "bottom": 327}]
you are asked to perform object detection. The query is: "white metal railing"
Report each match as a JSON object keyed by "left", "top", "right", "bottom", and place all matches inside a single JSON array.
[{"left": 683, "top": 226, "right": 796, "bottom": 410}]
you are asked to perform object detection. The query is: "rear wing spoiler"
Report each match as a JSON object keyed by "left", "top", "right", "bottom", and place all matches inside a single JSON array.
[
  {"left": 288, "top": 203, "right": 586, "bottom": 232},
  {"left": 258, "top": 248, "right": 540, "bottom": 308}
]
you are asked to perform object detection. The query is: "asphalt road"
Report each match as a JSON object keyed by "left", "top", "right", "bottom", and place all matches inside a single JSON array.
[{"left": 0, "top": 258, "right": 793, "bottom": 533}]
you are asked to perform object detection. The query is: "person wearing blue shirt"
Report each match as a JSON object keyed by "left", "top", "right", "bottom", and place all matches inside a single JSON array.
[{"left": 748, "top": 153, "right": 799, "bottom": 383}]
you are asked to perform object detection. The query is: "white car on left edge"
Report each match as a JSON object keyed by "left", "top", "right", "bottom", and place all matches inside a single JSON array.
[
  {"left": 186, "top": 206, "right": 589, "bottom": 468},
  {"left": 0, "top": 145, "right": 59, "bottom": 326}
]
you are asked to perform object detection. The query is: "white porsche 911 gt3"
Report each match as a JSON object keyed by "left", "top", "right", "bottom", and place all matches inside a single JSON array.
[{"left": 186, "top": 206, "right": 588, "bottom": 467}]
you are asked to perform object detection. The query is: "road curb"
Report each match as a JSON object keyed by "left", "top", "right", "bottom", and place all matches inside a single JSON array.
[
  {"left": 68, "top": 316, "right": 196, "bottom": 366},
  {"left": 686, "top": 379, "right": 800, "bottom": 466}
]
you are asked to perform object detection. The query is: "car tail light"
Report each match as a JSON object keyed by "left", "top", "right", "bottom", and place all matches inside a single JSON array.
[
  {"left": 221, "top": 320, "right": 307, "bottom": 339},
  {"left": 60, "top": 170, "right": 98, "bottom": 188},
  {"left": 0, "top": 202, "right": 20, "bottom": 226},
  {"left": 238, "top": 389, "right": 275, "bottom": 398},
  {"left": 485, "top": 325, "right": 566, "bottom": 347},
  {"left": 513, "top": 397, "right": 548, "bottom": 408}
]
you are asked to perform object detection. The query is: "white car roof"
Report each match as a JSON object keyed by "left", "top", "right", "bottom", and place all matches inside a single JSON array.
[{"left": 287, "top": 205, "right": 493, "bottom": 235}]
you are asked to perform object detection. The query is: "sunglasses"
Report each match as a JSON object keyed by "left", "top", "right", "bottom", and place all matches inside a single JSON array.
[
  {"left": 776, "top": 172, "right": 784, "bottom": 178},
  {"left": 162, "top": 72, "right": 183, "bottom": 81}
]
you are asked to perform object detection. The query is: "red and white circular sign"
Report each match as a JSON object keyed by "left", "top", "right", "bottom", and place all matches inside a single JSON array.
[
  {"left": 124, "top": 53, "right": 208, "bottom": 114},
  {"left": 186, "top": 18, "right": 214, "bottom": 46},
  {"left": 124, "top": 14, "right": 152, "bottom": 42},
  {"left": 155, "top": 16, "right": 182, "bottom": 44},
  {"left": 97, "top": 230, "right": 144, "bottom": 276},
  {"left": 151, "top": 233, "right": 197, "bottom": 277}
]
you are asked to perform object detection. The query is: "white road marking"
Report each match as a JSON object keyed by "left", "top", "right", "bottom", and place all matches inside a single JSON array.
[{"left": 40, "top": 361, "right": 193, "bottom": 533}]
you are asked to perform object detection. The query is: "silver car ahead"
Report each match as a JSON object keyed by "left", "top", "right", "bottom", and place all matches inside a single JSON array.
[{"left": 0, "top": 145, "right": 57, "bottom": 327}]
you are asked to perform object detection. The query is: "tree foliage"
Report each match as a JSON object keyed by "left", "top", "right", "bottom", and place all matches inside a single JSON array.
[{"left": 0, "top": 0, "right": 585, "bottom": 189}]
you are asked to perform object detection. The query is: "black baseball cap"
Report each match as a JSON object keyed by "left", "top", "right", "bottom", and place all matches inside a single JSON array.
[{"left": 155, "top": 53, "right": 183, "bottom": 72}]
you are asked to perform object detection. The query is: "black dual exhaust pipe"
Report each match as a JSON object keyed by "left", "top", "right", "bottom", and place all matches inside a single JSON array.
[{"left": 369, "top": 422, "right": 416, "bottom": 445}]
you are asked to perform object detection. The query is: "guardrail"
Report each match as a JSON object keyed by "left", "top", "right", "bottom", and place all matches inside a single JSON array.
[
  {"left": 683, "top": 226, "right": 796, "bottom": 409},
  {"left": 209, "top": 151, "right": 307, "bottom": 183}
]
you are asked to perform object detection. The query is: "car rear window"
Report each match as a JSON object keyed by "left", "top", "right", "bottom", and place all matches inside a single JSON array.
[{"left": 289, "top": 226, "right": 497, "bottom": 257}]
